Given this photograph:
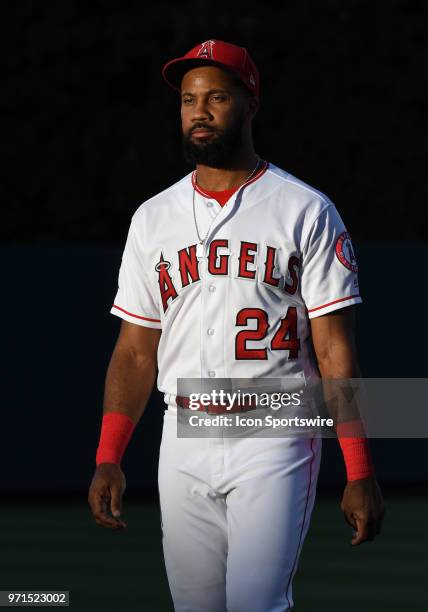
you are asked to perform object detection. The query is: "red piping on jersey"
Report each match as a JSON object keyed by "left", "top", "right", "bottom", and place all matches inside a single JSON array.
[
  {"left": 191, "top": 160, "right": 269, "bottom": 197},
  {"left": 308, "top": 294, "right": 360, "bottom": 313},
  {"left": 112, "top": 304, "right": 161, "bottom": 323},
  {"left": 284, "top": 437, "right": 315, "bottom": 608}
]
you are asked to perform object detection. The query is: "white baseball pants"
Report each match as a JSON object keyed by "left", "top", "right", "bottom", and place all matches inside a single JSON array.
[{"left": 158, "top": 407, "right": 321, "bottom": 612}]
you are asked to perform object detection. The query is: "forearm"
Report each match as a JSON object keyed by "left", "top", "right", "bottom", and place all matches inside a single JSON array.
[
  {"left": 318, "top": 350, "right": 361, "bottom": 379},
  {"left": 314, "top": 335, "right": 374, "bottom": 481},
  {"left": 317, "top": 342, "right": 363, "bottom": 425},
  {"left": 96, "top": 338, "right": 158, "bottom": 466},
  {"left": 103, "top": 345, "right": 157, "bottom": 424},
  {"left": 318, "top": 355, "right": 374, "bottom": 481}
]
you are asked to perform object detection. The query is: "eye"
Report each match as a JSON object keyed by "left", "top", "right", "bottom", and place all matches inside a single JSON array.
[
  {"left": 182, "top": 97, "right": 193, "bottom": 105},
  {"left": 210, "top": 95, "right": 226, "bottom": 102}
]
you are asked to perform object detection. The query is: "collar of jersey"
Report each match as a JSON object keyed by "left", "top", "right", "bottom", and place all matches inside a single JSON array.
[{"left": 191, "top": 159, "right": 269, "bottom": 199}]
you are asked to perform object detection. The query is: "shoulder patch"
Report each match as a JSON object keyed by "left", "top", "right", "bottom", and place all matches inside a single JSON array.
[{"left": 335, "top": 232, "right": 358, "bottom": 272}]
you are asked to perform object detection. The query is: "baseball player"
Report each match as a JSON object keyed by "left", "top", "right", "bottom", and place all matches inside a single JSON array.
[{"left": 88, "top": 40, "right": 385, "bottom": 611}]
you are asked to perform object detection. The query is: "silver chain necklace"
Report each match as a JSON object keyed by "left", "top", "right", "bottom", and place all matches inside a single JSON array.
[{"left": 192, "top": 157, "right": 261, "bottom": 258}]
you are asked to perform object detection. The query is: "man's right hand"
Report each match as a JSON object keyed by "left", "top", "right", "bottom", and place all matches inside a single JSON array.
[{"left": 88, "top": 463, "right": 127, "bottom": 529}]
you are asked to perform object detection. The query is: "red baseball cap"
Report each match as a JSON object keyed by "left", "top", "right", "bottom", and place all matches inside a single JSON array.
[{"left": 162, "top": 39, "right": 260, "bottom": 98}]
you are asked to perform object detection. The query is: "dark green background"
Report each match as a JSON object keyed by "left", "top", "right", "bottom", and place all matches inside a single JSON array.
[
  {"left": 6, "top": 0, "right": 428, "bottom": 244},
  {"left": 2, "top": 491, "right": 427, "bottom": 611}
]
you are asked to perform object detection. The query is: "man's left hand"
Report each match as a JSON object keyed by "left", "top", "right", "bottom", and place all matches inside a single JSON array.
[{"left": 340, "top": 475, "right": 386, "bottom": 545}]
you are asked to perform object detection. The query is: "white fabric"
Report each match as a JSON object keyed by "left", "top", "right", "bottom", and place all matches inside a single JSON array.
[
  {"left": 158, "top": 408, "right": 321, "bottom": 612},
  {"left": 110, "top": 162, "right": 360, "bottom": 610},
  {"left": 111, "top": 162, "right": 362, "bottom": 403}
]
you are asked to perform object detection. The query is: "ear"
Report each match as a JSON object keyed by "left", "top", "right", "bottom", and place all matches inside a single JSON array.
[{"left": 247, "top": 96, "right": 259, "bottom": 118}]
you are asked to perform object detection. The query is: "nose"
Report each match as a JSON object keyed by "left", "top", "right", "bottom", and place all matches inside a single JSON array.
[{"left": 191, "top": 98, "right": 212, "bottom": 122}]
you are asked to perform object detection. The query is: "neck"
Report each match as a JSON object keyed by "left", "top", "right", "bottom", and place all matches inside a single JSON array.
[{"left": 195, "top": 150, "right": 260, "bottom": 191}]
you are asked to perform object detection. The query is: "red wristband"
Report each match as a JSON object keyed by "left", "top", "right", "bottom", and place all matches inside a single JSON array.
[
  {"left": 337, "top": 420, "right": 375, "bottom": 482},
  {"left": 96, "top": 412, "right": 136, "bottom": 466}
]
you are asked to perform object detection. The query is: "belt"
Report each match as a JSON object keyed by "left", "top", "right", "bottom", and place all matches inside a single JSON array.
[{"left": 176, "top": 395, "right": 257, "bottom": 414}]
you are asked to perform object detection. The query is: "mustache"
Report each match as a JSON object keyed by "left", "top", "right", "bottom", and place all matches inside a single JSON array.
[{"left": 189, "top": 124, "right": 218, "bottom": 134}]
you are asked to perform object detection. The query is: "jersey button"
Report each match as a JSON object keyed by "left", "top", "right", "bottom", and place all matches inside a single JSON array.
[
  {"left": 207, "top": 328, "right": 215, "bottom": 335},
  {"left": 208, "top": 370, "right": 216, "bottom": 377},
  {"left": 206, "top": 201, "right": 213, "bottom": 207},
  {"left": 209, "top": 285, "right": 216, "bottom": 292}
]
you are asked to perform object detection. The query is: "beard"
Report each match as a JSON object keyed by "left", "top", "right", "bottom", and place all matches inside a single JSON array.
[{"left": 182, "top": 111, "right": 245, "bottom": 169}]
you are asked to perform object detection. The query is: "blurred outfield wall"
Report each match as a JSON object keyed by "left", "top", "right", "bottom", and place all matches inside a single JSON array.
[{"left": 1, "top": 244, "right": 427, "bottom": 491}]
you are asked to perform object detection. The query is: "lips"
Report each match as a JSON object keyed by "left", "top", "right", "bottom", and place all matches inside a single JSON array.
[{"left": 191, "top": 128, "right": 215, "bottom": 139}]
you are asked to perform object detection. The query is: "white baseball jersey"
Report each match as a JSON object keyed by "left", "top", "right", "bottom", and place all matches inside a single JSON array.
[{"left": 111, "top": 160, "right": 361, "bottom": 404}]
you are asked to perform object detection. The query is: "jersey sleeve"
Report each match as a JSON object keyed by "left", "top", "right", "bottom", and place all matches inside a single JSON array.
[
  {"left": 110, "top": 219, "right": 162, "bottom": 329},
  {"left": 300, "top": 204, "right": 362, "bottom": 318}
]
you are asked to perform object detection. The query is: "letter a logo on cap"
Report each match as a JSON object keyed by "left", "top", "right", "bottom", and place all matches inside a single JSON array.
[{"left": 197, "top": 40, "right": 215, "bottom": 59}]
